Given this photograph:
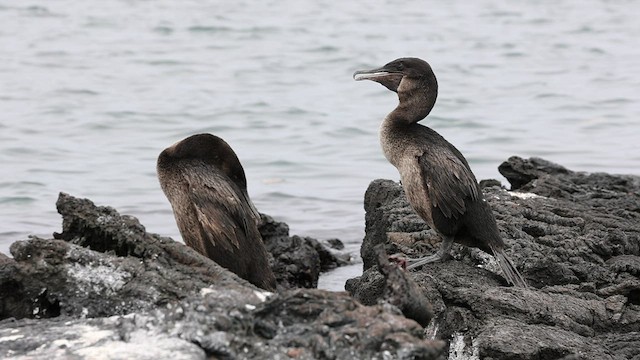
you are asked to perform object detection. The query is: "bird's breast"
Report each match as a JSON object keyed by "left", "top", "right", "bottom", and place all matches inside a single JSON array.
[
  {"left": 398, "top": 159, "right": 435, "bottom": 229},
  {"left": 379, "top": 118, "right": 403, "bottom": 168}
]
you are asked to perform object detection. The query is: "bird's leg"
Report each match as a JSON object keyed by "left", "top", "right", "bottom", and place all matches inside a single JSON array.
[
  {"left": 388, "top": 254, "right": 408, "bottom": 269},
  {"left": 406, "top": 236, "right": 453, "bottom": 270}
]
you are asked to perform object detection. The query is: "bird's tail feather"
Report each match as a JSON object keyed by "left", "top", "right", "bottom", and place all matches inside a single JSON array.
[{"left": 490, "top": 245, "right": 528, "bottom": 288}]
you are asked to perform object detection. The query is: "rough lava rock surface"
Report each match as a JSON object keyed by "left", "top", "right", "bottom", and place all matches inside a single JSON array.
[
  {"left": 347, "top": 156, "right": 640, "bottom": 359},
  {"left": 259, "top": 214, "right": 350, "bottom": 290},
  {"left": 1, "top": 192, "right": 249, "bottom": 320},
  {"left": 0, "top": 193, "right": 445, "bottom": 359}
]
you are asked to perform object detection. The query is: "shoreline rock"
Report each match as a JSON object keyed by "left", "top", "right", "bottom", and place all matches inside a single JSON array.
[
  {"left": 0, "top": 193, "right": 445, "bottom": 359},
  {"left": 259, "top": 213, "right": 350, "bottom": 289},
  {"left": 347, "top": 156, "right": 640, "bottom": 359},
  {"left": 1, "top": 156, "right": 639, "bottom": 359}
]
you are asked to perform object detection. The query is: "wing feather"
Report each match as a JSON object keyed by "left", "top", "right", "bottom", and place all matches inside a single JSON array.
[
  {"left": 418, "top": 148, "right": 479, "bottom": 219},
  {"left": 182, "top": 164, "right": 259, "bottom": 252}
]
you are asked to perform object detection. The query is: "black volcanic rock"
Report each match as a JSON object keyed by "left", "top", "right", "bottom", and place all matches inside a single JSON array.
[
  {"left": 0, "top": 193, "right": 442, "bottom": 359},
  {"left": 348, "top": 157, "right": 640, "bottom": 359},
  {"left": 259, "top": 214, "right": 350, "bottom": 289},
  {"left": 375, "top": 245, "right": 434, "bottom": 327},
  {"left": 498, "top": 156, "right": 571, "bottom": 190},
  {"left": 1, "top": 192, "right": 248, "bottom": 320},
  {"left": 0, "top": 288, "right": 447, "bottom": 359}
]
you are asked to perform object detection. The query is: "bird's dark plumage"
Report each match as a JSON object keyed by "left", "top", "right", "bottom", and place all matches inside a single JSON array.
[
  {"left": 354, "top": 57, "right": 527, "bottom": 287},
  {"left": 157, "top": 133, "right": 276, "bottom": 291}
]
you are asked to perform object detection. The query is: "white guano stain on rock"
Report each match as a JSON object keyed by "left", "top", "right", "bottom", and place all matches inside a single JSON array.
[
  {"left": 8, "top": 321, "right": 204, "bottom": 360},
  {"left": 75, "top": 329, "right": 205, "bottom": 360},
  {"left": 507, "top": 191, "right": 542, "bottom": 199},
  {"left": 66, "top": 262, "right": 128, "bottom": 295},
  {"left": 199, "top": 287, "right": 215, "bottom": 296},
  {"left": 253, "top": 290, "right": 273, "bottom": 302},
  {"left": 449, "top": 332, "right": 479, "bottom": 360},
  {"left": 95, "top": 215, "right": 114, "bottom": 225},
  {"left": 49, "top": 325, "right": 114, "bottom": 350},
  {"left": 0, "top": 335, "right": 24, "bottom": 342}
]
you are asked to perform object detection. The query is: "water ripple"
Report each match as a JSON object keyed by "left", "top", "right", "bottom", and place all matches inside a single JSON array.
[
  {"left": 0, "top": 196, "right": 36, "bottom": 205},
  {"left": 1, "top": 1, "right": 638, "bottom": 289}
]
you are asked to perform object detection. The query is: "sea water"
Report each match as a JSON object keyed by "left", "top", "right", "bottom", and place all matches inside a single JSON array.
[{"left": 1, "top": 0, "right": 638, "bottom": 290}]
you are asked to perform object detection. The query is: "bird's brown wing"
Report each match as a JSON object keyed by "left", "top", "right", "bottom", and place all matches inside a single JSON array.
[
  {"left": 418, "top": 150, "right": 479, "bottom": 219},
  {"left": 182, "top": 166, "right": 259, "bottom": 253}
]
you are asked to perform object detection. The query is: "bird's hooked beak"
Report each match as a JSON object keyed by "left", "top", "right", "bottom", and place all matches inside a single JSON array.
[{"left": 353, "top": 66, "right": 403, "bottom": 93}]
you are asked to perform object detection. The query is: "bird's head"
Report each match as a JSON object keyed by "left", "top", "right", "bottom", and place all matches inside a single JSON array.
[
  {"left": 158, "top": 133, "right": 248, "bottom": 190},
  {"left": 353, "top": 57, "right": 436, "bottom": 94}
]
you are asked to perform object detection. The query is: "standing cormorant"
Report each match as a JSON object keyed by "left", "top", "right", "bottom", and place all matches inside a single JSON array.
[
  {"left": 157, "top": 133, "right": 277, "bottom": 291},
  {"left": 354, "top": 57, "right": 527, "bottom": 287}
]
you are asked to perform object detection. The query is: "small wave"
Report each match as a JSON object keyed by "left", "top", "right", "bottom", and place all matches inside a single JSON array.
[
  {"left": 261, "top": 159, "right": 305, "bottom": 168},
  {"left": 35, "top": 50, "right": 69, "bottom": 57},
  {"left": 188, "top": 25, "right": 232, "bottom": 33},
  {"left": 535, "top": 93, "right": 570, "bottom": 99},
  {"left": 261, "top": 191, "right": 329, "bottom": 202},
  {"left": 3, "top": 147, "right": 39, "bottom": 155},
  {"left": 568, "top": 25, "right": 602, "bottom": 34},
  {"left": 470, "top": 135, "right": 517, "bottom": 145},
  {"left": 502, "top": 51, "right": 525, "bottom": 58},
  {"left": 136, "top": 59, "right": 188, "bottom": 66},
  {"left": 0, "top": 181, "right": 45, "bottom": 189},
  {"left": 595, "top": 98, "right": 633, "bottom": 105},
  {"left": 152, "top": 26, "right": 174, "bottom": 35},
  {"left": 552, "top": 104, "right": 597, "bottom": 112},
  {"left": 304, "top": 46, "right": 340, "bottom": 53},
  {"left": 0, "top": 196, "right": 36, "bottom": 205},
  {"left": 54, "top": 88, "right": 100, "bottom": 96},
  {"left": 324, "top": 126, "right": 369, "bottom": 137},
  {"left": 23, "top": 5, "right": 63, "bottom": 18},
  {"left": 587, "top": 47, "right": 606, "bottom": 55},
  {"left": 188, "top": 25, "right": 279, "bottom": 34},
  {"left": 285, "top": 107, "right": 314, "bottom": 115},
  {"left": 429, "top": 116, "right": 489, "bottom": 129},
  {"left": 28, "top": 168, "right": 90, "bottom": 175},
  {"left": 485, "top": 10, "right": 521, "bottom": 18},
  {"left": 527, "top": 18, "right": 551, "bottom": 25}
]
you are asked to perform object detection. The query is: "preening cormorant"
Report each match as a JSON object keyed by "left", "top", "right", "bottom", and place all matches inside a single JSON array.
[
  {"left": 354, "top": 57, "right": 527, "bottom": 287},
  {"left": 157, "top": 133, "right": 277, "bottom": 291}
]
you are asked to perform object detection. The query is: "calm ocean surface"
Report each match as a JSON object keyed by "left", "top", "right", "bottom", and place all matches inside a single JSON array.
[{"left": 1, "top": 1, "right": 639, "bottom": 290}]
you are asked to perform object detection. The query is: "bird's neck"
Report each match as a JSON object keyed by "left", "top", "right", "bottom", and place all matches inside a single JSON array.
[{"left": 387, "top": 87, "right": 437, "bottom": 126}]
